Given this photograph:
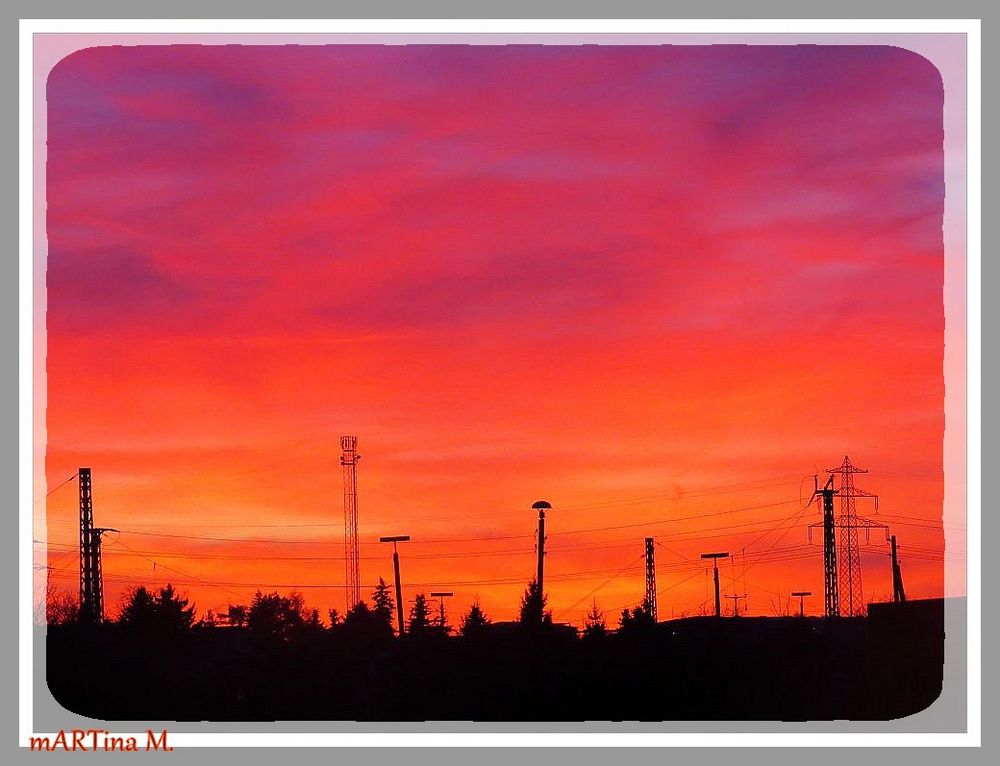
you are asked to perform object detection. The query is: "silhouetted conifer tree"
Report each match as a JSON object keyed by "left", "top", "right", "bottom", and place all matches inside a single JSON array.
[
  {"left": 344, "top": 599, "right": 393, "bottom": 644},
  {"left": 583, "top": 600, "right": 607, "bottom": 639},
  {"left": 371, "top": 577, "right": 395, "bottom": 633},
  {"left": 408, "top": 593, "right": 432, "bottom": 636},
  {"left": 227, "top": 604, "right": 247, "bottom": 627},
  {"left": 459, "top": 598, "right": 491, "bottom": 638},
  {"left": 518, "top": 579, "right": 551, "bottom": 625},
  {"left": 617, "top": 604, "right": 656, "bottom": 636}
]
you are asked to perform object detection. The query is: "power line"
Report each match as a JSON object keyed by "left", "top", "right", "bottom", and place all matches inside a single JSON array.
[
  {"left": 32, "top": 473, "right": 78, "bottom": 506},
  {"left": 559, "top": 554, "right": 645, "bottom": 616},
  {"left": 35, "top": 472, "right": 810, "bottom": 526},
  {"left": 113, "top": 540, "right": 245, "bottom": 600},
  {"left": 47, "top": 561, "right": 647, "bottom": 591},
  {"left": 65, "top": 497, "right": 802, "bottom": 547}
]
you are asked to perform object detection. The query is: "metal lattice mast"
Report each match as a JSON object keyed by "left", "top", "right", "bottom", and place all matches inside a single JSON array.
[
  {"left": 78, "top": 468, "right": 96, "bottom": 623},
  {"left": 644, "top": 537, "right": 657, "bottom": 621},
  {"left": 340, "top": 436, "right": 362, "bottom": 611},
  {"left": 827, "top": 456, "right": 881, "bottom": 617},
  {"left": 809, "top": 476, "right": 840, "bottom": 617}
]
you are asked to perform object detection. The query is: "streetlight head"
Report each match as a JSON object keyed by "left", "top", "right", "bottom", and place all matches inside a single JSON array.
[
  {"left": 700, "top": 552, "right": 729, "bottom": 560},
  {"left": 379, "top": 535, "right": 411, "bottom": 543},
  {"left": 531, "top": 500, "right": 552, "bottom": 510},
  {"left": 430, "top": 591, "right": 453, "bottom": 598}
]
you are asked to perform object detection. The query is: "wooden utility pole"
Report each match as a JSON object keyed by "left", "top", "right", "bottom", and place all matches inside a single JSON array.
[
  {"left": 890, "top": 535, "right": 906, "bottom": 603},
  {"left": 725, "top": 593, "right": 746, "bottom": 617},
  {"left": 792, "top": 591, "right": 812, "bottom": 617},
  {"left": 379, "top": 535, "right": 410, "bottom": 635},
  {"left": 430, "top": 591, "right": 453, "bottom": 632},
  {"left": 701, "top": 552, "right": 729, "bottom": 618}
]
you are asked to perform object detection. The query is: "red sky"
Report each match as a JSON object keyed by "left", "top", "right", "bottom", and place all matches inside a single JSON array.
[{"left": 38, "top": 44, "right": 955, "bottom": 625}]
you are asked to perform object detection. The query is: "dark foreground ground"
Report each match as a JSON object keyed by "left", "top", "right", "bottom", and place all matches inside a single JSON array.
[{"left": 47, "top": 599, "right": 944, "bottom": 722}]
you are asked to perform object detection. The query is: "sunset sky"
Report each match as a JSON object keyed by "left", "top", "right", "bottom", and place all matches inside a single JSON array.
[{"left": 37, "top": 44, "right": 957, "bottom": 625}]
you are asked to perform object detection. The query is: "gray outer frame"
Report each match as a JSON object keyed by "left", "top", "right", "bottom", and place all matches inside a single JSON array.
[{"left": 5, "top": 0, "right": 989, "bottom": 761}]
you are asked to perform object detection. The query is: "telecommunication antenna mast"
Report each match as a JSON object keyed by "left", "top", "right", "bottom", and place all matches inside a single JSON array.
[{"left": 340, "top": 436, "right": 362, "bottom": 612}]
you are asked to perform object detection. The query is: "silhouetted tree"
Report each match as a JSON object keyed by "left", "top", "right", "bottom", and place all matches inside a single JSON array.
[
  {"left": 343, "top": 600, "right": 393, "bottom": 644},
  {"left": 45, "top": 586, "right": 79, "bottom": 626},
  {"left": 459, "top": 598, "right": 491, "bottom": 638},
  {"left": 518, "top": 579, "right": 551, "bottom": 625},
  {"left": 118, "top": 584, "right": 195, "bottom": 633},
  {"left": 371, "top": 578, "right": 395, "bottom": 633},
  {"left": 583, "top": 600, "right": 607, "bottom": 639},
  {"left": 617, "top": 604, "right": 656, "bottom": 636},
  {"left": 227, "top": 604, "right": 247, "bottom": 627},
  {"left": 247, "top": 591, "right": 307, "bottom": 642},
  {"left": 408, "top": 593, "right": 432, "bottom": 636},
  {"left": 328, "top": 608, "right": 341, "bottom": 627}
]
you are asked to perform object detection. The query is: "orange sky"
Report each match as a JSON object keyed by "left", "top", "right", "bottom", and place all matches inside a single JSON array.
[{"left": 36, "top": 44, "right": 958, "bottom": 625}]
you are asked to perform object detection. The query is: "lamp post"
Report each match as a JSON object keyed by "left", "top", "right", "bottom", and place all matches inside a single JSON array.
[{"left": 531, "top": 500, "right": 552, "bottom": 625}]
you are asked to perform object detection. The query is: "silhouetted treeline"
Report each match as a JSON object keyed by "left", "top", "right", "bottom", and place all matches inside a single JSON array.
[{"left": 44, "top": 580, "right": 946, "bottom": 722}]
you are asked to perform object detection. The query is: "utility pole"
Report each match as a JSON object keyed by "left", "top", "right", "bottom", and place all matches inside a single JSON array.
[
  {"left": 644, "top": 537, "right": 657, "bottom": 621},
  {"left": 701, "top": 552, "right": 729, "bottom": 618},
  {"left": 724, "top": 593, "right": 746, "bottom": 617},
  {"left": 532, "top": 500, "right": 551, "bottom": 614},
  {"left": 890, "top": 535, "right": 906, "bottom": 603},
  {"left": 379, "top": 535, "right": 410, "bottom": 636},
  {"left": 430, "top": 591, "right": 453, "bottom": 632},
  {"left": 791, "top": 591, "right": 812, "bottom": 618},
  {"left": 340, "top": 436, "right": 362, "bottom": 613}
]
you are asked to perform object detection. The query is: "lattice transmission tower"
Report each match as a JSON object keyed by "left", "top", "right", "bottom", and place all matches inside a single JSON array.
[
  {"left": 827, "top": 456, "right": 884, "bottom": 617},
  {"left": 340, "top": 436, "right": 362, "bottom": 611}
]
